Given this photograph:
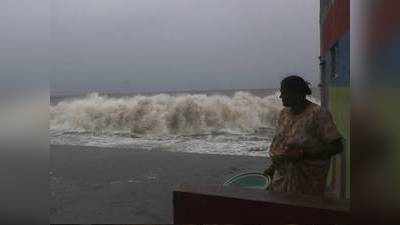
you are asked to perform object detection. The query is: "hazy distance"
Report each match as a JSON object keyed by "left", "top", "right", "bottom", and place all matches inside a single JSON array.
[{"left": 50, "top": 0, "right": 320, "bottom": 94}]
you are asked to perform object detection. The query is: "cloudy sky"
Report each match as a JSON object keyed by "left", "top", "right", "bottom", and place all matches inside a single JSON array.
[{"left": 50, "top": 0, "right": 320, "bottom": 94}]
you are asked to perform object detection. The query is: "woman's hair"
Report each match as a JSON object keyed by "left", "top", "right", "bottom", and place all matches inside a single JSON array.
[{"left": 281, "top": 75, "right": 312, "bottom": 96}]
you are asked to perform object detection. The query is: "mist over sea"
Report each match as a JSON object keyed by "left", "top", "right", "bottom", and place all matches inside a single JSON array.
[{"left": 49, "top": 88, "right": 320, "bottom": 157}]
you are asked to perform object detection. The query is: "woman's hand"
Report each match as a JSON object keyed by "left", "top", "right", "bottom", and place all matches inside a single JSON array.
[
  {"left": 302, "top": 138, "right": 344, "bottom": 160},
  {"left": 263, "top": 165, "right": 275, "bottom": 178}
]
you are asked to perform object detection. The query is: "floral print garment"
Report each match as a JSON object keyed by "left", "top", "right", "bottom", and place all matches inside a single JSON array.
[{"left": 268, "top": 101, "right": 342, "bottom": 196}]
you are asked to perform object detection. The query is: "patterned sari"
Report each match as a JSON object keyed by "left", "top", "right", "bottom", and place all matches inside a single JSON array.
[{"left": 268, "top": 101, "right": 342, "bottom": 196}]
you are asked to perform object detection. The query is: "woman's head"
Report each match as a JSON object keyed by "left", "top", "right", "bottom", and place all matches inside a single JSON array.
[{"left": 280, "top": 75, "right": 312, "bottom": 107}]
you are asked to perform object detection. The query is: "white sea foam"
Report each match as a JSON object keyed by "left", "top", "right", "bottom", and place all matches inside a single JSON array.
[
  {"left": 50, "top": 91, "right": 286, "bottom": 135},
  {"left": 49, "top": 91, "right": 320, "bottom": 156}
]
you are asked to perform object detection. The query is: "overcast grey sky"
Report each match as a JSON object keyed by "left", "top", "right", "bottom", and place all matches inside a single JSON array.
[{"left": 50, "top": 0, "right": 320, "bottom": 94}]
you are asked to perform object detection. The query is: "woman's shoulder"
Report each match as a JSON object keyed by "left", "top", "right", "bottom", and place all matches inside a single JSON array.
[
  {"left": 307, "top": 101, "right": 335, "bottom": 121},
  {"left": 307, "top": 101, "right": 323, "bottom": 114},
  {"left": 280, "top": 107, "right": 290, "bottom": 114},
  {"left": 279, "top": 107, "right": 291, "bottom": 118}
]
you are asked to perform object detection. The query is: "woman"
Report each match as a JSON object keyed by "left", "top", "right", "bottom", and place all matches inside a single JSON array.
[{"left": 264, "top": 75, "right": 343, "bottom": 196}]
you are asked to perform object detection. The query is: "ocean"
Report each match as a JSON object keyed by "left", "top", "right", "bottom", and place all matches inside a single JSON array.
[{"left": 49, "top": 89, "right": 320, "bottom": 157}]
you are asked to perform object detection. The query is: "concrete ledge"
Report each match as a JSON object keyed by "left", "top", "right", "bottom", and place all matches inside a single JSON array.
[{"left": 173, "top": 184, "right": 350, "bottom": 224}]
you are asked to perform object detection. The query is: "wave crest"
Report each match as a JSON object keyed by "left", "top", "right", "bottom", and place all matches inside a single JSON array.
[{"left": 50, "top": 91, "right": 298, "bottom": 135}]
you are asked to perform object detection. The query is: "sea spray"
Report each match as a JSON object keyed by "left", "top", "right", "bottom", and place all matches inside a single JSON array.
[{"left": 50, "top": 91, "right": 319, "bottom": 136}]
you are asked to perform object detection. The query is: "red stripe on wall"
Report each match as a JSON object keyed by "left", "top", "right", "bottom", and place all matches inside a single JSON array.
[{"left": 321, "top": 0, "right": 350, "bottom": 55}]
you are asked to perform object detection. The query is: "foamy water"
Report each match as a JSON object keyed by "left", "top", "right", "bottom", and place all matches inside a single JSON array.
[{"left": 49, "top": 91, "right": 319, "bottom": 156}]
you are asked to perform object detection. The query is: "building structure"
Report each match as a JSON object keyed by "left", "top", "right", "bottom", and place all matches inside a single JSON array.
[{"left": 319, "top": 0, "right": 350, "bottom": 199}]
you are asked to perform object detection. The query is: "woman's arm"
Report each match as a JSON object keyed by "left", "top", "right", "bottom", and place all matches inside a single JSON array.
[
  {"left": 303, "top": 138, "right": 344, "bottom": 160},
  {"left": 263, "top": 154, "right": 288, "bottom": 177},
  {"left": 263, "top": 162, "right": 275, "bottom": 178}
]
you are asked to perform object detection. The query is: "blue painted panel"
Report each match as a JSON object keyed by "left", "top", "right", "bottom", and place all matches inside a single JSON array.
[
  {"left": 336, "top": 32, "right": 350, "bottom": 86},
  {"left": 321, "top": 32, "right": 350, "bottom": 87}
]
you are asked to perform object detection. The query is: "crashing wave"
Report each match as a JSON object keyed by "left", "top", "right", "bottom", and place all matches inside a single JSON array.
[{"left": 49, "top": 91, "right": 319, "bottom": 135}]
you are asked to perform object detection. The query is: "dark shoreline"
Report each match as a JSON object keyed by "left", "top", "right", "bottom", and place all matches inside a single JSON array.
[{"left": 50, "top": 144, "right": 267, "bottom": 224}]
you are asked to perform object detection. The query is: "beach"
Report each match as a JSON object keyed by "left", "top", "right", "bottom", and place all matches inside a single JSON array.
[{"left": 50, "top": 145, "right": 267, "bottom": 224}]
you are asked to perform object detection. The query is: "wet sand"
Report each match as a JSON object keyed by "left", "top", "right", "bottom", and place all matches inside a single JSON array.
[{"left": 50, "top": 145, "right": 267, "bottom": 224}]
